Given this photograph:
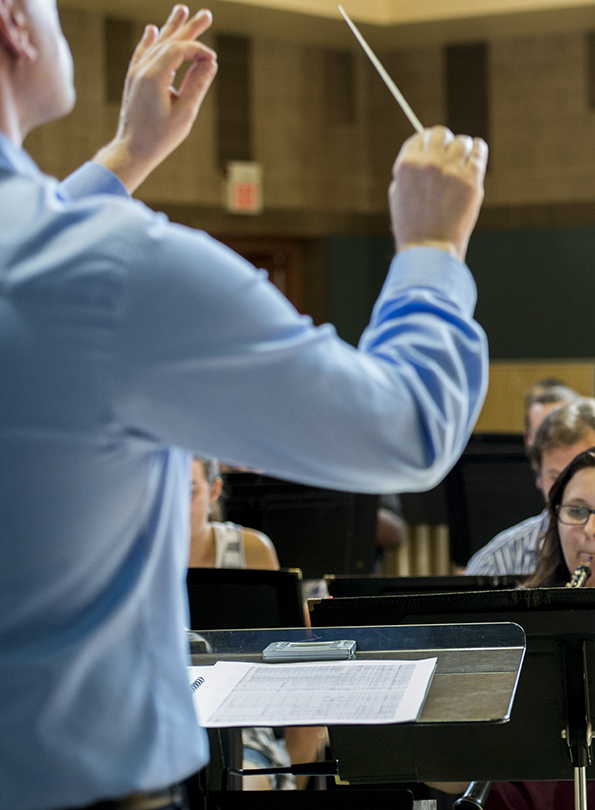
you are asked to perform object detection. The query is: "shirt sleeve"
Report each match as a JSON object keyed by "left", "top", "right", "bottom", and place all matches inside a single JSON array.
[
  {"left": 464, "top": 548, "right": 503, "bottom": 576},
  {"left": 57, "top": 162, "right": 129, "bottom": 201},
  {"left": 465, "top": 513, "right": 545, "bottom": 575},
  {"left": 112, "top": 216, "right": 488, "bottom": 494}
]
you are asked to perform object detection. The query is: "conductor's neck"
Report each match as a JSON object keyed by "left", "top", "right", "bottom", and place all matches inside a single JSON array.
[{"left": 0, "top": 63, "right": 24, "bottom": 147}]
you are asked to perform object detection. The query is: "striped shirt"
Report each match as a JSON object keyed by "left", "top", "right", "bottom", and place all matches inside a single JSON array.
[{"left": 465, "top": 509, "right": 549, "bottom": 576}]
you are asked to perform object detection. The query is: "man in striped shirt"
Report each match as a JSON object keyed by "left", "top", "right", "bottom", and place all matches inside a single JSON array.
[{"left": 466, "top": 398, "right": 595, "bottom": 575}]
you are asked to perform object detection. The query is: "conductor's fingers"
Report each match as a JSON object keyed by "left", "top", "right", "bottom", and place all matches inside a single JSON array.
[
  {"left": 159, "top": 5, "right": 190, "bottom": 39},
  {"left": 148, "top": 40, "right": 216, "bottom": 81},
  {"left": 131, "top": 24, "right": 159, "bottom": 64},
  {"left": 176, "top": 8, "right": 213, "bottom": 42},
  {"left": 426, "top": 125, "right": 455, "bottom": 152},
  {"left": 466, "top": 137, "right": 489, "bottom": 175},
  {"left": 446, "top": 134, "right": 474, "bottom": 163},
  {"left": 176, "top": 52, "right": 218, "bottom": 114},
  {"left": 392, "top": 129, "right": 425, "bottom": 175}
]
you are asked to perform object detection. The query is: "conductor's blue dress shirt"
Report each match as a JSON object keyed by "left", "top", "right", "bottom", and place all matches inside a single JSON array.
[{"left": 0, "top": 132, "right": 488, "bottom": 810}]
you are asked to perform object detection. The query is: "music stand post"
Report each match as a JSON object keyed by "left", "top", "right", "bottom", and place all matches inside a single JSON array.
[
  {"left": 456, "top": 638, "right": 595, "bottom": 810},
  {"left": 564, "top": 641, "right": 594, "bottom": 810}
]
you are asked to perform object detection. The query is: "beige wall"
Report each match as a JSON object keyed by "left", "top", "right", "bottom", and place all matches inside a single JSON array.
[
  {"left": 25, "top": 10, "right": 108, "bottom": 181},
  {"left": 371, "top": 30, "right": 595, "bottom": 210},
  {"left": 26, "top": 10, "right": 378, "bottom": 217},
  {"left": 250, "top": 41, "right": 371, "bottom": 212},
  {"left": 367, "top": 46, "right": 446, "bottom": 211},
  {"left": 25, "top": 9, "right": 595, "bottom": 217},
  {"left": 487, "top": 32, "right": 595, "bottom": 206},
  {"left": 474, "top": 361, "right": 595, "bottom": 433}
]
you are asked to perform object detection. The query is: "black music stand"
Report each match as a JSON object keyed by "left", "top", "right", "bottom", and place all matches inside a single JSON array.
[
  {"left": 399, "top": 434, "right": 544, "bottom": 567},
  {"left": 204, "top": 789, "right": 415, "bottom": 810},
  {"left": 221, "top": 472, "right": 379, "bottom": 578},
  {"left": 442, "top": 433, "right": 543, "bottom": 565},
  {"left": 310, "top": 588, "right": 595, "bottom": 810},
  {"left": 324, "top": 574, "right": 525, "bottom": 598},
  {"left": 185, "top": 567, "right": 306, "bottom": 803},
  {"left": 186, "top": 567, "right": 305, "bottom": 631},
  {"left": 190, "top": 623, "right": 525, "bottom": 800}
]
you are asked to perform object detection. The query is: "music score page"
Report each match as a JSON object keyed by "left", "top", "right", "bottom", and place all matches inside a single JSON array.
[{"left": 188, "top": 658, "right": 437, "bottom": 726}]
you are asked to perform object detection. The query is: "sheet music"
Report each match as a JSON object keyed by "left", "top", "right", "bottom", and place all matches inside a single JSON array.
[{"left": 188, "top": 658, "right": 437, "bottom": 726}]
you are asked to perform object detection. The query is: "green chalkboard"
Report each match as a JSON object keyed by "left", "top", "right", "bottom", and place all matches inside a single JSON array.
[
  {"left": 327, "top": 228, "right": 595, "bottom": 359},
  {"left": 326, "top": 235, "right": 394, "bottom": 347},
  {"left": 467, "top": 226, "right": 595, "bottom": 359}
]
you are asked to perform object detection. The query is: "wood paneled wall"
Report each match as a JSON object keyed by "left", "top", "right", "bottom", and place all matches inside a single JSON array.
[{"left": 474, "top": 360, "right": 595, "bottom": 433}]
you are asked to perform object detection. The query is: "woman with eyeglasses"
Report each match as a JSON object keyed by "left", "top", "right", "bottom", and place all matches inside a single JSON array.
[
  {"left": 434, "top": 449, "right": 595, "bottom": 809},
  {"left": 526, "top": 447, "right": 595, "bottom": 589},
  {"left": 483, "top": 447, "right": 595, "bottom": 810}
]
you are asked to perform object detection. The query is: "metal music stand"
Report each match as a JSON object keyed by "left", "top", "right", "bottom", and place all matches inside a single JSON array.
[
  {"left": 310, "top": 587, "right": 595, "bottom": 810},
  {"left": 186, "top": 567, "right": 305, "bottom": 631},
  {"left": 204, "top": 789, "right": 416, "bottom": 810},
  {"left": 190, "top": 622, "right": 525, "bottom": 800},
  {"left": 324, "top": 574, "right": 525, "bottom": 598},
  {"left": 221, "top": 472, "right": 379, "bottom": 577}
]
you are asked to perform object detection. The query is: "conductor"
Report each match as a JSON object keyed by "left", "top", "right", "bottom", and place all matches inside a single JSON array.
[{"left": 0, "top": 2, "right": 489, "bottom": 809}]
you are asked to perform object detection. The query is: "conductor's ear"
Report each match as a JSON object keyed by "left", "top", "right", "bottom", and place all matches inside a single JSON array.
[
  {"left": 0, "top": 1, "right": 36, "bottom": 62},
  {"left": 209, "top": 477, "right": 223, "bottom": 506}
]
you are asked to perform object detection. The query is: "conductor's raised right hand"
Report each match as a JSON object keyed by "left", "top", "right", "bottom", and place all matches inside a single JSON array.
[{"left": 389, "top": 126, "right": 488, "bottom": 262}]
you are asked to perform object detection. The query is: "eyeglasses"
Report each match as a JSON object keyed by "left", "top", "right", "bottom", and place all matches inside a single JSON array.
[{"left": 556, "top": 504, "right": 595, "bottom": 526}]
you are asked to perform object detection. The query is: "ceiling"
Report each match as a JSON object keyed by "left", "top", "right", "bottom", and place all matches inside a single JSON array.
[
  {"left": 58, "top": 0, "right": 595, "bottom": 49},
  {"left": 203, "top": 0, "right": 595, "bottom": 26}
]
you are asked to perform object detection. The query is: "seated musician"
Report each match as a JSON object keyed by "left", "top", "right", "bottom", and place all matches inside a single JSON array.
[
  {"left": 436, "top": 447, "right": 595, "bottom": 809},
  {"left": 188, "top": 458, "right": 321, "bottom": 790},
  {"left": 465, "top": 398, "right": 595, "bottom": 576},
  {"left": 188, "top": 457, "right": 278, "bottom": 570},
  {"left": 527, "top": 446, "right": 595, "bottom": 588},
  {"left": 523, "top": 380, "right": 580, "bottom": 447}
]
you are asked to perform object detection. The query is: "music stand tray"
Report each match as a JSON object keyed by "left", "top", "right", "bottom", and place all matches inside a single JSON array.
[{"left": 191, "top": 622, "right": 525, "bottom": 787}]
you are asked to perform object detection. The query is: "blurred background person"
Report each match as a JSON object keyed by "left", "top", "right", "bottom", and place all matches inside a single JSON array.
[
  {"left": 466, "top": 398, "right": 595, "bottom": 575},
  {"left": 188, "top": 458, "right": 321, "bottom": 790},
  {"left": 523, "top": 380, "right": 581, "bottom": 448}
]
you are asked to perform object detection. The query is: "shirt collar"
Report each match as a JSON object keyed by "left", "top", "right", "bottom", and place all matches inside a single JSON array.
[{"left": 0, "top": 132, "right": 44, "bottom": 181}]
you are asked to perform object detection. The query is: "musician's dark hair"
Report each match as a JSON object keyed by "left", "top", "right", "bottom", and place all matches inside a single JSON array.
[
  {"left": 194, "top": 457, "right": 225, "bottom": 521},
  {"left": 527, "top": 448, "right": 595, "bottom": 588},
  {"left": 199, "top": 458, "right": 220, "bottom": 486}
]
